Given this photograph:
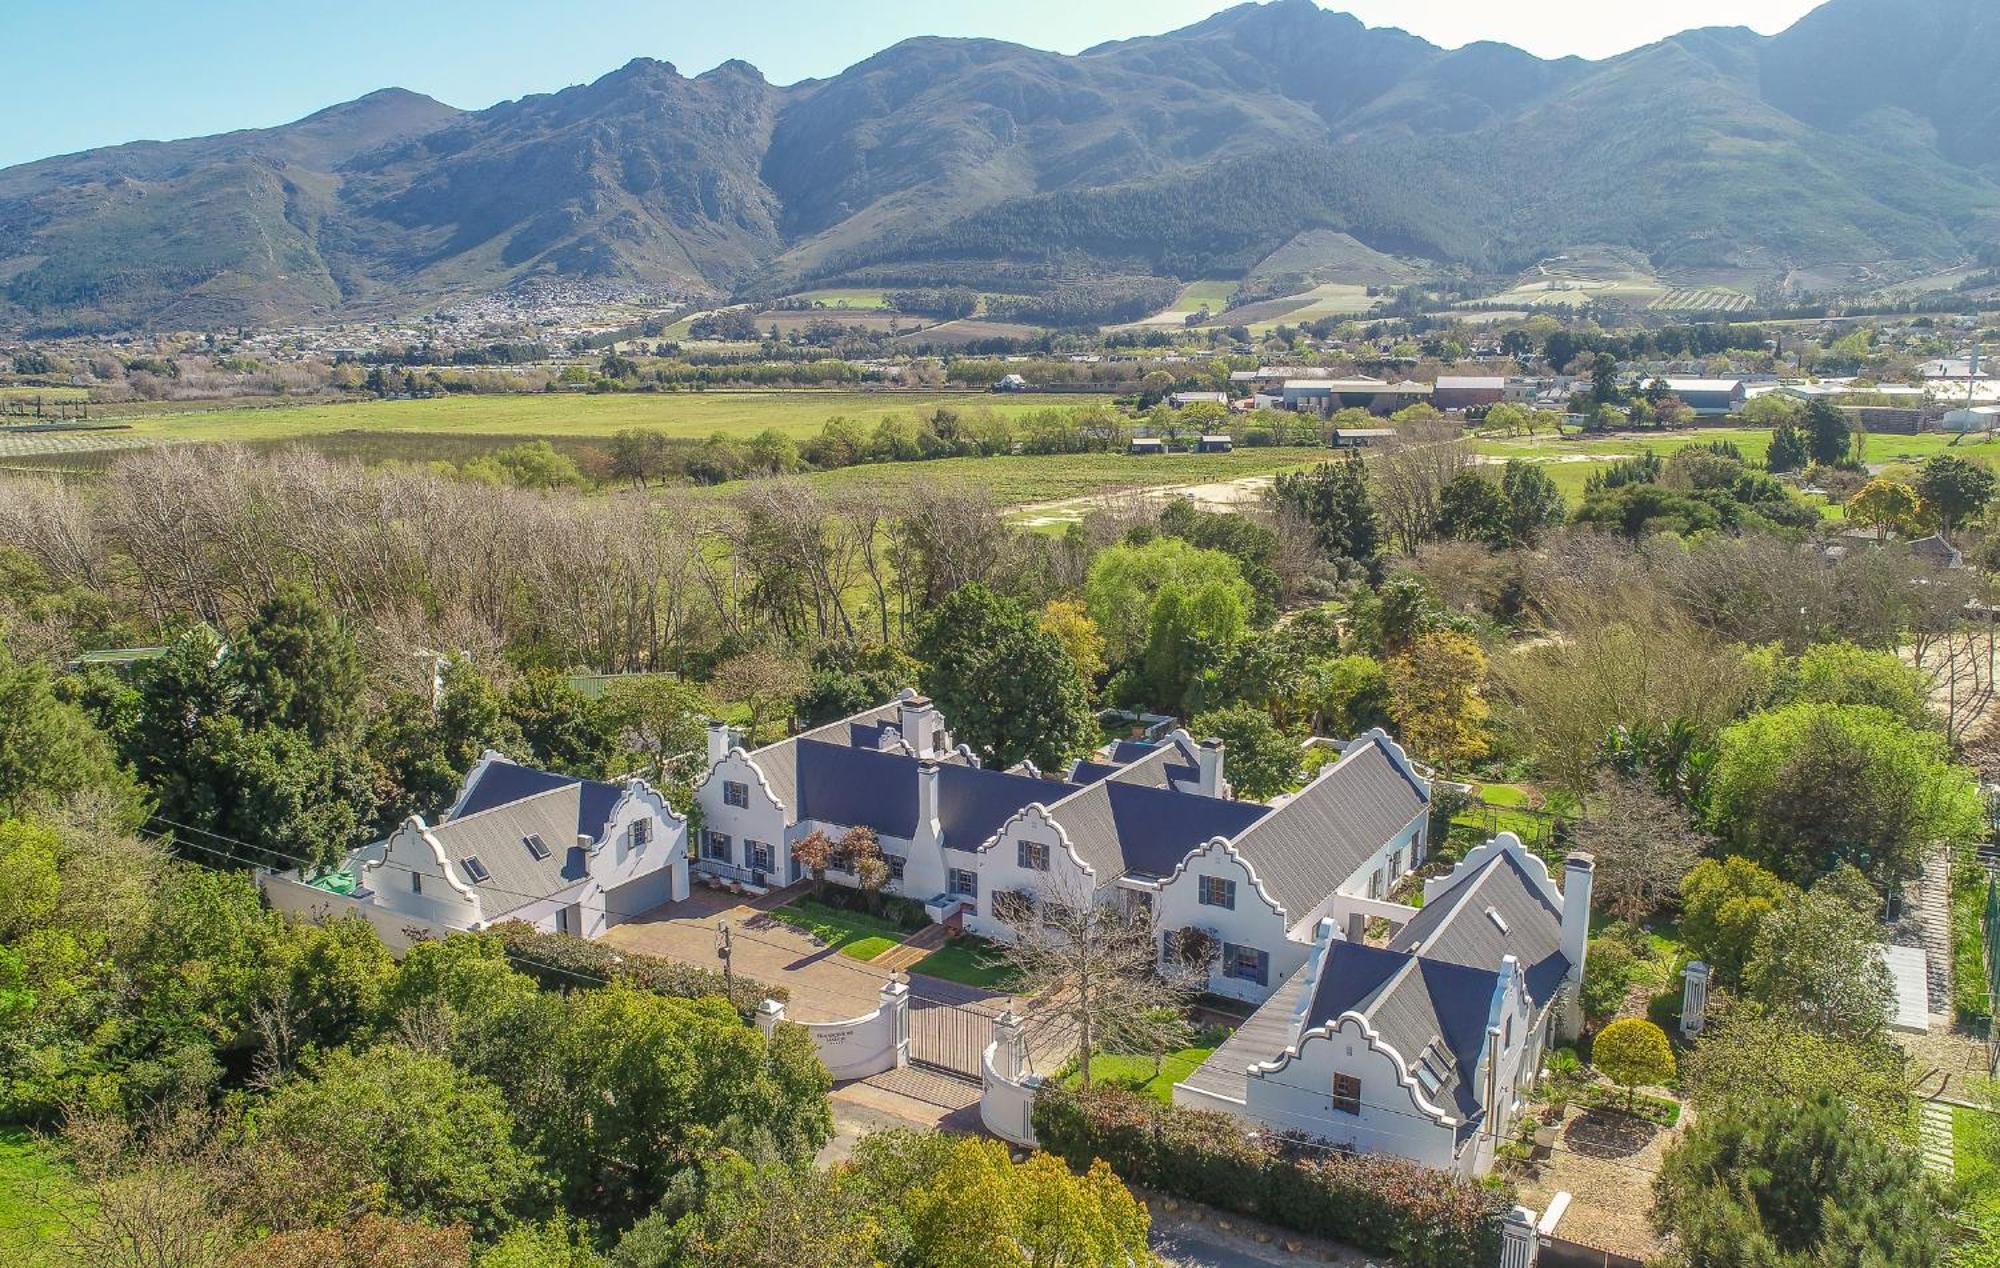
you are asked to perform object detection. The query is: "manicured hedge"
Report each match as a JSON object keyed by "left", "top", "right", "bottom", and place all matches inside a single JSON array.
[
  {"left": 1032, "top": 1084, "right": 1508, "bottom": 1268},
  {"left": 494, "top": 921, "right": 785, "bottom": 1015}
]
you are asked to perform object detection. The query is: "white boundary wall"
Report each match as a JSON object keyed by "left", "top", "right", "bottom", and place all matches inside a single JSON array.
[{"left": 757, "top": 981, "right": 909, "bottom": 1081}]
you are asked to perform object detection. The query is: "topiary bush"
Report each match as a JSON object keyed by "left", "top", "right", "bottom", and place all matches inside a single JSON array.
[{"left": 1031, "top": 1084, "right": 1508, "bottom": 1267}]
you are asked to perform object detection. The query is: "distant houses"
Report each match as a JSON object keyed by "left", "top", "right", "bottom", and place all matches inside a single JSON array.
[
  {"left": 1646, "top": 377, "right": 1745, "bottom": 416},
  {"left": 1431, "top": 375, "right": 1505, "bottom": 411}
]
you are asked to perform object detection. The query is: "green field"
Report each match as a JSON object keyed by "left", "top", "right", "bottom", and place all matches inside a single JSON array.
[
  {"left": 81, "top": 390, "right": 1116, "bottom": 447},
  {"left": 0, "top": 1127, "right": 77, "bottom": 1266},
  {"left": 1171, "top": 279, "right": 1236, "bottom": 312},
  {"left": 783, "top": 288, "right": 892, "bottom": 309},
  {"left": 771, "top": 447, "right": 1327, "bottom": 513},
  {"left": 1469, "top": 426, "right": 2000, "bottom": 506}
]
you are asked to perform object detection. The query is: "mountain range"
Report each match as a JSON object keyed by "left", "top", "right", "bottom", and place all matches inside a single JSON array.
[{"left": 5, "top": 0, "right": 2000, "bottom": 332}]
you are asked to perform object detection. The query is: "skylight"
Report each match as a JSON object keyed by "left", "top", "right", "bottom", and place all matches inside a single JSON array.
[
  {"left": 523, "top": 833, "right": 551, "bottom": 861},
  {"left": 462, "top": 855, "right": 491, "bottom": 883}
]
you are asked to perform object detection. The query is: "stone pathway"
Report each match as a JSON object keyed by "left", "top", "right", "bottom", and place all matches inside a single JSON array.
[
  {"left": 1917, "top": 848, "right": 1955, "bottom": 1015},
  {"left": 1921, "top": 1100, "right": 1956, "bottom": 1179},
  {"left": 873, "top": 921, "right": 950, "bottom": 973}
]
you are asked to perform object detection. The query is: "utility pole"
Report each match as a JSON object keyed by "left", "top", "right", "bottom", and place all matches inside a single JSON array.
[{"left": 716, "top": 919, "right": 733, "bottom": 999}]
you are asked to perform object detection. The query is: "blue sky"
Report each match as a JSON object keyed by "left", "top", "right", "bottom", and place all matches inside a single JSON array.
[{"left": 2, "top": 0, "right": 1824, "bottom": 169}]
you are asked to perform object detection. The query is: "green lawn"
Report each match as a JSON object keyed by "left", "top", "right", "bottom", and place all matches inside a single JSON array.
[
  {"left": 0, "top": 1127, "right": 79, "bottom": 1265},
  {"left": 1171, "top": 280, "right": 1237, "bottom": 312},
  {"left": 1061, "top": 1045, "right": 1220, "bottom": 1104},
  {"left": 766, "top": 897, "right": 912, "bottom": 962},
  {"left": 911, "top": 935, "right": 1020, "bottom": 991},
  {"left": 1957, "top": 1104, "right": 2000, "bottom": 1255},
  {"left": 88, "top": 389, "right": 1117, "bottom": 446}
]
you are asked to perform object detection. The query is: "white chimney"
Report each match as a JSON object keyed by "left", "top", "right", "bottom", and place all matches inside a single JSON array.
[
  {"left": 576, "top": 833, "right": 593, "bottom": 875},
  {"left": 706, "top": 719, "right": 733, "bottom": 769},
  {"left": 900, "top": 694, "right": 941, "bottom": 758},
  {"left": 916, "top": 760, "right": 942, "bottom": 841},
  {"left": 1560, "top": 851, "right": 1595, "bottom": 991},
  {"left": 1196, "top": 738, "right": 1226, "bottom": 798}
]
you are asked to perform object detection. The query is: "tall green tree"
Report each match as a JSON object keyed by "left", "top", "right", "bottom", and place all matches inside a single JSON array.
[
  {"left": 1273, "top": 456, "right": 1381, "bottom": 573},
  {"left": 0, "top": 634, "right": 141, "bottom": 822},
  {"left": 915, "top": 585, "right": 1093, "bottom": 771},
  {"left": 1915, "top": 453, "right": 1996, "bottom": 536},
  {"left": 1654, "top": 1092, "right": 1943, "bottom": 1268},
  {"left": 1707, "top": 702, "right": 1983, "bottom": 888},
  {"left": 1190, "top": 704, "right": 1300, "bottom": 801},
  {"left": 233, "top": 587, "right": 366, "bottom": 743},
  {"left": 1804, "top": 399, "right": 1853, "bottom": 466}
]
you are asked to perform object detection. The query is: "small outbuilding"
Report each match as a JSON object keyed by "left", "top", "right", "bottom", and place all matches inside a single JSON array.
[
  {"left": 1195, "top": 434, "right": 1234, "bottom": 453},
  {"left": 1129, "top": 437, "right": 1168, "bottom": 455}
]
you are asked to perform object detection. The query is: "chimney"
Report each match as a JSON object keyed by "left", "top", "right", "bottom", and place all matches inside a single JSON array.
[
  {"left": 1196, "top": 738, "right": 1226, "bottom": 798},
  {"left": 916, "top": 759, "right": 942, "bottom": 841},
  {"left": 900, "top": 694, "right": 941, "bottom": 758},
  {"left": 1560, "top": 852, "right": 1594, "bottom": 983},
  {"left": 576, "top": 834, "right": 592, "bottom": 876},
  {"left": 706, "top": 719, "right": 732, "bottom": 769}
]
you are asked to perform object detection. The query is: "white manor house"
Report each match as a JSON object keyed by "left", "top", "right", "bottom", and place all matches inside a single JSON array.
[{"left": 696, "top": 691, "right": 1590, "bottom": 1170}]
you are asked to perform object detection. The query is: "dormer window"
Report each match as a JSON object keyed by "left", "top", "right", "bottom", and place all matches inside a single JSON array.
[
  {"left": 462, "top": 855, "right": 491, "bottom": 883},
  {"left": 523, "top": 833, "right": 551, "bottom": 861}
]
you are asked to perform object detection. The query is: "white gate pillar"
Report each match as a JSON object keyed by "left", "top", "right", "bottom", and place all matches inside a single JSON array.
[
  {"left": 881, "top": 979, "right": 910, "bottom": 1068},
  {"left": 755, "top": 997, "right": 786, "bottom": 1038},
  {"left": 993, "top": 1009, "right": 1028, "bottom": 1081},
  {"left": 1500, "top": 1205, "right": 1538, "bottom": 1268},
  {"left": 1680, "top": 960, "right": 1711, "bottom": 1039}
]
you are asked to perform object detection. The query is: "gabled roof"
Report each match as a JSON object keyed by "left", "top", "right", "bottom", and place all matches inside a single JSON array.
[
  {"left": 452, "top": 758, "right": 622, "bottom": 842},
  {"left": 791, "top": 738, "right": 1077, "bottom": 853},
  {"left": 744, "top": 701, "right": 903, "bottom": 817},
  {"left": 1391, "top": 849, "right": 1568, "bottom": 1006},
  {"left": 432, "top": 784, "right": 594, "bottom": 917},
  {"left": 1225, "top": 737, "right": 1429, "bottom": 925},
  {"left": 1044, "top": 779, "right": 1270, "bottom": 880},
  {"left": 1105, "top": 737, "right": 1200, "bottom": 789},
  {"left": 1294, "top": 941, "right": 1502, "bottom": 1121}
]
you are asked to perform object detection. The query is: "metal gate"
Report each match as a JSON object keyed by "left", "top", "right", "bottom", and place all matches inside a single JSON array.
[{"left": 907, "top": 995, "right": 991, "bottom": 1082}]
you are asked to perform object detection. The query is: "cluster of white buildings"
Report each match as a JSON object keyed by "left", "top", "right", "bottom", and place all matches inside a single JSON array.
[{"left": 266, "top": 689, "right": 1589, "bottom": 1177}]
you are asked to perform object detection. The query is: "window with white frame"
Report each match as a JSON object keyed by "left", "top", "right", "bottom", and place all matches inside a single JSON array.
[
  {"left": 1017, "top": 840, "right": 1051, "bottom": 871},
  {"left": 1197, "top": 875, "right": 1235, "bottom": 909},
  {"left": 948, "top": 867, "right": 978, "bottom": 897},
  {"left": 1368, "top": 868, "right": 1384, "bottom": 899},
  {"left": 749, "top": 840, "right": 773, "bottom": 872},
  {"left": 1389, "top": 847, "right": 1403, "bottom": 876},
  {"left": 703, "top": 831, "right": 733, "bottom": 863},
  {"left": 887, "top": 854, "right": 906, "bottom": 882},
  {"left": 723, "top": 781, "right": 749, "bottom": 808},
  {"left": 631, "top": 817, "right": 651, "bottom": 847}
]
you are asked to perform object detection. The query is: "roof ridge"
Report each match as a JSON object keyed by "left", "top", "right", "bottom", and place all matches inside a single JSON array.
[{"left": 441, "top": 779, "right": 580, "bottom": 828}]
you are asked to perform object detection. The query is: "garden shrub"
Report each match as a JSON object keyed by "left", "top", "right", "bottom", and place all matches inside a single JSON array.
[
  {"left": 1953, "top": 865, "right": 1992, "bottom": 1031},
  {"left": 494, "top": 921, "right": 784, "bottom": 1014},
  {"left": 1032, "top": 1084, "right": 1507, "bottom": 1267}
]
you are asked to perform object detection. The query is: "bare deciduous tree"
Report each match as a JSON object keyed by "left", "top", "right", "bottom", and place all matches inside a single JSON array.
[
  {"left": 1574, "top": 772, "right": 1712, "bottom": 924},
  {"left": 996, "top": 874, "right": 1203, "bottom": 1088}
]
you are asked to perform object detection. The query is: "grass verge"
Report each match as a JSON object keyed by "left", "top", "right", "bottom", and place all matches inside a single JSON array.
[
  {"left": 0, "top": 1127, "right": 79, "bottom": 1265},
  {"left": 1060, "top": 1046, "right": 1220, "bottom": 1104},
  {"left": 765, "top": 897, "right": 911, "bottom": 962},
  {"left": 911, "top": 935, "right": 1020, "bottom": 991}
]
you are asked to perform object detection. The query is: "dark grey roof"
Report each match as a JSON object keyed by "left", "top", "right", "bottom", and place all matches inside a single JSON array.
[
  {"left": 938, "top": 761, "right": 1077, "bottom": 854},
  {"left": 745, "top": 702, "right": 902, "bottom": 818},
  {"left": 1045, "top": 779, "right": 1269, "bottom": 879},
  {"left": 431, "top": 784, "right": 594, "bottom": 918},
  {"left": 1106, "top": 737, "right": 1199, "bottom": 789},
  {"left": 1303, "top": 941, "right": 1500, "bottom": 1121},
  {"left": 795, "top": 739, "right": 919, "bottom": 838},
  {"left": 1391, "top": 850, "right": 1569, "bottom": 1006},
  {"left": 792, "top": 738, "right": 1073, "bottom": 852},
  {"left": 1068, "top": 760, "right": 1119, "bottom": 786},
  {"left": 452, "top": 759, "right": 622, "bottom": 841},
  {"left": 1227, "top": 738, "right": 1428, "bottom": 925}
]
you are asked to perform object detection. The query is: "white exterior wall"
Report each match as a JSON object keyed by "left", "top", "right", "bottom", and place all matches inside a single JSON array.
[
  {"left": 1152, "top": 838, "right": 1307, "bottom": 1004},
  {"left": 1242, "top": 1014, "right": 1461, "bottom": 1170},
  {"left": 260, "top": 873, "right": 453, "bottom": 953},
  {"left": 695, "top": 748, "right": 791, "bottom": 883},
  {"left": 1292, "top": 811, "right": 1429, "bottom": 939},
  {"left": 961, "top": 804, "right": 1094, "bottom": 942},
  {"left": 352, "top": 817, "right": 485, "bottom": 928}
]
